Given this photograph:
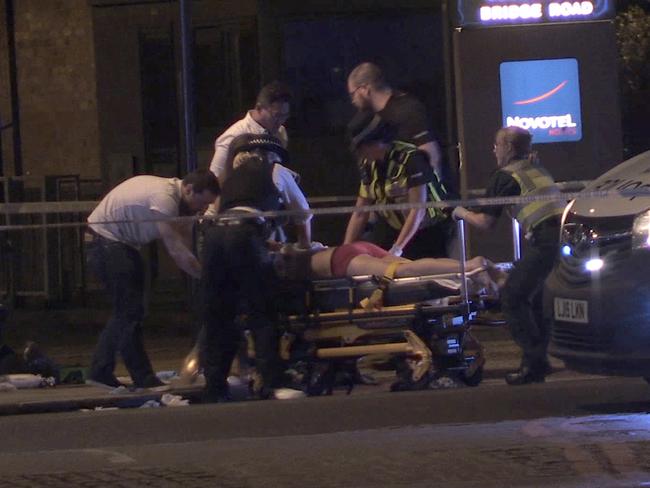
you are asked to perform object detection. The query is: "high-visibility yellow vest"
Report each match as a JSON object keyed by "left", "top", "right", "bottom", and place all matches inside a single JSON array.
[
  {"left": 359, "top": 141, "right": 448, "bottom": 231},
  {"left": 500, "top": 158, "right": 564, "bottom": 234}
]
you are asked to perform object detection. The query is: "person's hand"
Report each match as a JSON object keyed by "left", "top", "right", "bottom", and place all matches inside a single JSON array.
[
  {"left": 308, "top": 241, "right": 327, "bottom": 252},
  {"left": 388, "top": 244, "right": 403, "bottom": 257},
  {"left": 266, "top": 240, "right": 283, "bottom": 252},
  {"left": 452, "top": 206, "right": 469, "bottom": 221}
]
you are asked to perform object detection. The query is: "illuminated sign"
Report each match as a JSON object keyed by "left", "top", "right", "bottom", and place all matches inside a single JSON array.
[
  {"left": 454, "top": 0, "right": 614, "bottom": 27},
  {"left": 500, "top": 58, "right": 582, "bottom": 143}
]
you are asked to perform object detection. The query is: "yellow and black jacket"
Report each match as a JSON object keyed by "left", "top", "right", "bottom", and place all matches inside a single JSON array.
[{"left": 358, "top": 141, "right": 449, "bottom": 231}]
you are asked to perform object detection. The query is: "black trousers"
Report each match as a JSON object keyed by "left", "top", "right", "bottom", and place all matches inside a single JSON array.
[
  {"left": 85, "top": 236, "right": 156, "bottom": 385},
  {"left": 501, "top": 220, "right": 560, "bottom": 371},
  {"left": 200, "top": 222, "right": 281, "bottom": 396}
]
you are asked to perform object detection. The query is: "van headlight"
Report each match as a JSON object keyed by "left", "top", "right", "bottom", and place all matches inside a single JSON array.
[{"left": 632, "top": 210, "right": 650, "bottom": 249}]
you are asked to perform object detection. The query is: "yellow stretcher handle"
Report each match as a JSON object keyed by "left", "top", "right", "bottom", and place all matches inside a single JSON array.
[{"left": 360, "top": 261, "right": 402, "bottom": 310}]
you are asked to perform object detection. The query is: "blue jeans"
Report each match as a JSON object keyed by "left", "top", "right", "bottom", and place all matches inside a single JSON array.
[{"left": 85, "top": 235, "right": 155, "bottom": 385}]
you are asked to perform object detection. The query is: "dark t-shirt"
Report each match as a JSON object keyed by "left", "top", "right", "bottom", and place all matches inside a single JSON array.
[
  {"left": 377, "top": 92, "right": 437, "bottom": 146},
  {"left": 479, "top": 170, "right": 521, "bottom": 218}
]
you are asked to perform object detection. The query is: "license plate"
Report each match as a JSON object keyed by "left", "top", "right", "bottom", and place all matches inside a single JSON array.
[{"left": 554, "top": 297, "right": 589, "bottom": 324}]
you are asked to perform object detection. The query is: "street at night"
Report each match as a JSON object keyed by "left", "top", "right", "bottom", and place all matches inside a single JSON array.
[{"left": 2, "top": 372, "right": 650, "bottom": 487}]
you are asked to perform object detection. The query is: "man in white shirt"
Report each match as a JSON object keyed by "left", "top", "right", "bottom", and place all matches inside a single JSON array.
[
  {"left": 86, "top": 170, "right": 220, "bottom": 389},
  {"left": 208, "top": 81, "right": 312, "bottom": 247}
]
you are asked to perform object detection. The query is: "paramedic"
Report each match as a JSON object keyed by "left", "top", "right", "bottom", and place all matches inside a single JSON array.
[
  {"left": 344, "top": 113, "right": 453, "bottom": 260},
  {"left": 452, "top": 126, "right": 563, "bottom": 385}
]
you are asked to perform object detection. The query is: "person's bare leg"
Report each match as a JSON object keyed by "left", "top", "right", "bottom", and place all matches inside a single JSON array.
[
  {"left": 346, "top": 254, "right": 405, "bottom": 276},
  {"left": 392, "top": 256, "right": 487, "bottom": 278}
]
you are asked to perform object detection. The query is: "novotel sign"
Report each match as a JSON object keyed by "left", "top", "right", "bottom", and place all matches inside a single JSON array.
[
  {"left": 454, "top": 0, "right": 614, "bottom": 27},
  {"left": 500, "top": 58, "right": 583, "bottom": 143}
]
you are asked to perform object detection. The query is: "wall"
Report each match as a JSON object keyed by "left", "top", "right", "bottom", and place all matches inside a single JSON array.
[
  {"left": 3, "top": 0, "right": 101, "bottom": 179},
  {"left": 454, "top": 21, "right": 623, "bottom": 260}
]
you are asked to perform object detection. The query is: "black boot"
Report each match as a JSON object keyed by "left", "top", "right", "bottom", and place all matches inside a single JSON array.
[{"left": 505, "top": 359, "right": 552, "bottom": 386}]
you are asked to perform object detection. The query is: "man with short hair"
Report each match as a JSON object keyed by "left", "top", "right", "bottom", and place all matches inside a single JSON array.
[
  {"left": 208, "top": 81, "right": 311, "bottom": 248},
  {"left": 347, "top": 62, "right": 443, "bottom": 178},
  {"left": 86, "top": 170, "right": 220, "bottom": 389},
  {"left": 452, "top": 126, "right": 563, "bottom": 385}
]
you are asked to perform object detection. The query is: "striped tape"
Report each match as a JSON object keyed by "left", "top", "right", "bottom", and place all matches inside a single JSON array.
[{"left": 1, "top": 187, "right": 649, "bottom": 231}]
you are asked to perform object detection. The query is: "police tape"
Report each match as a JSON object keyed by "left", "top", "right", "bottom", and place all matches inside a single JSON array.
[{"left": 1, "top": 186, "right": 649, "bottom": 231}]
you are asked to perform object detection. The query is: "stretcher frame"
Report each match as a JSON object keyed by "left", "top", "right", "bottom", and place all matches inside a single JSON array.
[
  {"left": 178, "top": 221, "right": 490, "bottom": 394},
  {"left": 272, "top": 266, "right": 487, "bottom": 394},
  {"left": 252, "top": 221, "right": 488, "bottom": 393}
]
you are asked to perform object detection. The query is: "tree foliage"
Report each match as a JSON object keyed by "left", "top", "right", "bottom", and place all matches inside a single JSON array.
[{"left": 616, "top": 4, "right": 650, "bottom": 92}]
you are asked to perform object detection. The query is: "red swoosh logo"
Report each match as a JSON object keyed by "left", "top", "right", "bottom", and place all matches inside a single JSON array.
[{"left": 514, "top": 80, "right": 568, "bottom": 105}]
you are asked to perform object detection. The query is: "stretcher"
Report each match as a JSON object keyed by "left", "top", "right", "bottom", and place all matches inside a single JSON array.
[
  {"left": 176, "top": 269, "right": 491, "bottom": 395},
  {"left": 267, "top": 269, "right": 488, "bottom": 394}
]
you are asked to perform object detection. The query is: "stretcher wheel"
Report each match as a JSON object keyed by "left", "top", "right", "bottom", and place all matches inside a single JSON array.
[
  {"left": 390, "top": 359, "right": 431, "bottom": 391},
  {"left": 461, "top": 366, "right": 483, "bottom": 387}
]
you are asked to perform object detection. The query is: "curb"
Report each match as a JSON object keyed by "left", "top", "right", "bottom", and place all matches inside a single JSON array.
[{"left": 0, "top": 365, "right": 566, "bottom": 416}]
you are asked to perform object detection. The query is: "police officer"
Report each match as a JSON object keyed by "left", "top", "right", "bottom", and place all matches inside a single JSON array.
[
  {"left": 200, "top": 134, "right": 304, "bottom": 402},
  {"left": 453, "top": 126, "right": 563, "bottom": 385},
  {"left": 344, "top": 114, "right": 452, "bottom": 260}
]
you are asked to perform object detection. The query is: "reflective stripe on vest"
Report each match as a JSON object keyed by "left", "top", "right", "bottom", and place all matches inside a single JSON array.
[
  {"left": 375, "top": 141, "right": 447, "bottom": 230},
  {"left": 501, "top": 159, "right": 564, "bottom": 234}
]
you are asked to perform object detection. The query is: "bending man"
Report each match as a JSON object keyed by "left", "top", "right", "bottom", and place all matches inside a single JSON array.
[
  {"left": 86, "top": 170, "right": 220, "bottom": 389},
  {"left": 345, "top": 113, "right": 452, "bottom": 259}
]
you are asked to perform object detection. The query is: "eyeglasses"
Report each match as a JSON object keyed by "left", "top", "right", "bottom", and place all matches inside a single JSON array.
[{"left": 348, "top": 84, "right": 367, "bottom": 100}]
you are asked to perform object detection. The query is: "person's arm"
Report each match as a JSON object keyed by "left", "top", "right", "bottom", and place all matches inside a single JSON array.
[
  {"left": 344, "top": 195, "right": 372, "bottom": 244},
  {"left": 418, "top": 141, "right": 442, "bottom": 178},
  {"left": 391, "top": 185, "right": 427, "bottom": 255},
  {"left": 274, "top": 165, "right": 312, "bottom": 248},
  {"left": 209, "top": 135, "right": 232, "bottom": 183},
  {"left": 156, "top": 220, "right": 201, "bottom": 279},
  {"left": 452, "top": 206, "right": 497, "bottom": 231},
  {"left": 294, "top": 222, "right": 312, "bottom": 249},
  {"left": 452, "top": 170, "right": 519, "bottom": 231}
]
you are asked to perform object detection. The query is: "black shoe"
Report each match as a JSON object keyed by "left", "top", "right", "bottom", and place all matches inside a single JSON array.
[
  {"left": 86, "top": 374, "right": 125, "bottom": 389},
  {"left": 505, "top": 366, "right": 546, "bottom": 386},
  {"left": 135, "top": 375, "right": 169, "bottom": 390},
  {"left": 202, "top": 387, "right": 232, "bottom": 404}
]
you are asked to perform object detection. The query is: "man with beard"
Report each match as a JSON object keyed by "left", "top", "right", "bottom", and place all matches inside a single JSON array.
[
  {"left": 347, "top": 62, "right": 444, "bottom": 178},
  {"left": 85, "top": 170, "right": 220, "bottom": 389}
]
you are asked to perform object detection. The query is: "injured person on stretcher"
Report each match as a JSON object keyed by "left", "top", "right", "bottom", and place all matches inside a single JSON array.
[{"left": 274, "top": 240, "right": 504, "bottom": 297}]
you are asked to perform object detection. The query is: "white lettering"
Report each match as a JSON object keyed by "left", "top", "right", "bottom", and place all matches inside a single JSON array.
[
  {"left": 548, "top": 1, "right": 594, "bottom": 17},
  {"left": 506, "top": 114, "right": 577, "bottom": 130},
  {"left": 480, "top": 3, "right": 542, "bottom": 21}
]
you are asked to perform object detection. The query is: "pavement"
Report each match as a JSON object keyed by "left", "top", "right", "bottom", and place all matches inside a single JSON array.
[{"left": 0, "top": 308, "right": 565, "bottom": 416}]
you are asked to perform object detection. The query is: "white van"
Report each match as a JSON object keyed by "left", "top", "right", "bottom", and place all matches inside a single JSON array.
[{"left": 545, "top": 150, "right": 650, "bottom": 378}]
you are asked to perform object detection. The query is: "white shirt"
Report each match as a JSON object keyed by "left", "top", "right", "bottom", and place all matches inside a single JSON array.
[
  {"left": 88, "top": 175, "right": 181, "bottom": 247},
  {"left": 209, "top": 111, "right": 289, "bottom": 179},
  {"left": 208, "top": 111, "right": 310, "bottom": 224}
]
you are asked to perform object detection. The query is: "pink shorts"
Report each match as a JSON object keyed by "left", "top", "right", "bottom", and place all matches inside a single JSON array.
[{"left": 330, "top": 241, "right": 390, "bottom": 277}]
